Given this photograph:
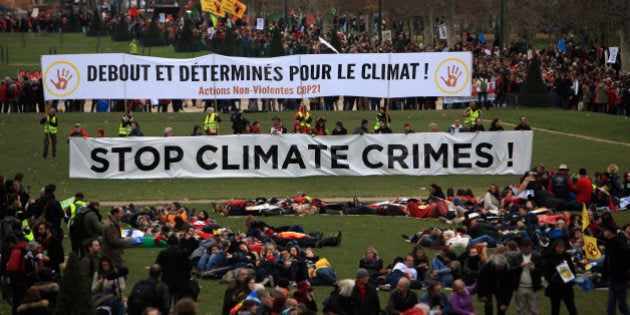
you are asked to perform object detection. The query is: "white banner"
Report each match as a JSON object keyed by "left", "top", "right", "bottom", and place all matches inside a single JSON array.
[
  {"left": 438, "top": 24, "right": 447, "bottom": 40},
  {"left": 69, "top": 131, "right": 532, "bottom": 179},
  {"left": 607, "top": 47, "right": 618, "bottom": 64},
  {"left": 41, "top": 52, "right": 472, "bottom": 100}
]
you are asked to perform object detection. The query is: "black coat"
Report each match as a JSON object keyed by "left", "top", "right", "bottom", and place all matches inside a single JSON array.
[
  {"left": 508, "top": 251, "right": 544, "bottom": 291},
  {"left": 156, "top": 246, "right": 192, "bottom": 292},
  {"left": 350, "top": 282, "right": 380, "bottom": 315},
  {"left": 543, "top": 252, "right": 576, "bottom": 299},
  {"left": 477, "top": 261, "right": 514, "bottom": 307},
  {"left": 603, "top": 234, "right": 630, "bottom": 283}
]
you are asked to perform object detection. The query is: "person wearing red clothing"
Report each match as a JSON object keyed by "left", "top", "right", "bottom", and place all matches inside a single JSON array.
[{"left": 573, "top": 168, "right": 593, "bottom": 204}]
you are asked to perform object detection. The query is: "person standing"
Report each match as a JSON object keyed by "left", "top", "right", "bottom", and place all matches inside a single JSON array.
[
  {"left": 508, "top": 239, "right": 543, "bottom": 315},
  {"left": 374, "top": 106, "right": 391, "bottom": 132},
  {"left": 118, "top": 110, "right": 134, "bottom": 137},
  {"left": 80, "top": 238, "right": 101, "bottom": 282},
  {"left": 463, "top": 101, "right": 482, "bottom": 127},
  {"left": 30, "top": 184, "right": 65, "bottom": 241},
  {"left": 156, "top": 235, "right": 193, "bottom": 310},
  {"left": 102, "top": 206, "right": 131, "bottom": 268},
  {"left": 350, "top": 268, "right": 380, "bottom": 315},
  {"left": 127, "top": 264, "right": 170, "bottom": 315},
  {"left": 543, "top": 239, "right": 577, "bottom": 315},
  {"left": 40, "top": 107, "right": 58, "bottom": 159},
  {"left": 602, "top": 226, "right": 630, "bottom": 315},
  {"left": 477, "top": 254, "right": 513, "bottom": 315},
  {"left": 203, "top": 107, "right": 221, "bottom": 135}
]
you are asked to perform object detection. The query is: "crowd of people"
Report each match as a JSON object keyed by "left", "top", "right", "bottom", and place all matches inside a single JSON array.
[
  {"left": 2, "top": 9, "right": 630, "bottom": 115},
  {"left": 0, "top": 152, "right": 629, "bottom": 314}
]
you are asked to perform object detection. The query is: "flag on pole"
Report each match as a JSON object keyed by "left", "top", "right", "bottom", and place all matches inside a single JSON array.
[
  {"left": 479, "top": 28, "right": 486, "bottom": 44},
  {"left": 558, "top": 39, "right": 566, "bottom": 52},
  {"left": 583, "top": 235, "right": 601, "bottom": 260},
  {"left": 318, "top": 37, "right": 339, "bottom": 54},
  {"left": 581, "top": 203, "right": 589, "bottom": 231}
]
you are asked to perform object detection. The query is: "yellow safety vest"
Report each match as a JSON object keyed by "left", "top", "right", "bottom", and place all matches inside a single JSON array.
[
  {"left": 44, "top": 116, "right": 57, "bottom": 134},
  {"left": 22, "top": 219, "right": 34, "bottom": 241},
  {"left": 119, "top": 117, "right": 134, "bottom": 136},
  {"left": 464, "top": 109, "right": 480, "bottom": 126},
  {"left": 69, "top": 200, "right": 87, "bottom": 220},
  {"left": 204, "top": 113, "right": 218, "bottom": 133},
  {"left": 298, "top": 111, "right": 311, "bottom": 128}
]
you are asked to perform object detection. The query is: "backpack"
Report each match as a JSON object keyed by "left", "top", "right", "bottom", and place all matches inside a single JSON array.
[
  {"left": 69, "top": 207, "right": 92, "bottom": 252},
  {"left": 93, "top": 293, "right": 122, "bottom": 315},
  {"left": 126, "top": 279, "right": 157, "bottom": 315}
]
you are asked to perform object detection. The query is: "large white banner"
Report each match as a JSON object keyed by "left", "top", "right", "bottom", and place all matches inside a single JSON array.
[
  {"left": 69, "top": 131, "right": 532, "bottom": 179},
  {"left": 41, "top": 52, "right": 472, "bottom": 100}
]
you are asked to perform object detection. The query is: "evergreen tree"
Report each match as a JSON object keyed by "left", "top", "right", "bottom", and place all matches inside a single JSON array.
[
  {"left": 395, "top": 39, "right": 405, "bottom": 53},
  {"left": 86, "top": 9, "right": 103, "bottom": 37},
  {"left": 175, "top": 19, "right": 201, "bottom": 52},
  {"left": 219, "top": 29, "right": 237, "bottom": 56},
  {"left": 62, "top": 12, "right": 79, "bottom": 33},
  {"left": 112, "top": 18, "right": 133, "bottom": 41},
  {"left": 143, "top": 19, "right": 165, "bottom": 47},
  {"left": 329, "top": 30, "right": 341, "bottom": 53},
  {"left": 518, "top": 56, "right": 554, "bottom": 107},
  {"left": 54, "top": 253, "right": 93, "bottom": 315},
  {"left": 268, "top": 28, "right": 284, "bottom": 57}
]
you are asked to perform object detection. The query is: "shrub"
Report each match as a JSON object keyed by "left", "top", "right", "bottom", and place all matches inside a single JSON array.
[
  {"left": 112, "top": 18, "right": 133, "bottom": 41},
  {"left": 86, "top": 10, "right": 104, "bottom": 37},
  {"left": 54, "top": 253, "right": 93, "bottom": 315},
  {"left": 143, "top": 19, "right": 166, "bottom": 47},
  {"left": 175, "top": 19, "right": 202, "bottom": 52},
  {"left": 518, "top": 56, "right": 554, "bottom": 107}
]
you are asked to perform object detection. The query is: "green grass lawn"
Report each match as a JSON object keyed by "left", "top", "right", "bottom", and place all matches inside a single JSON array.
[
  {"left": 1, "top": 106, "right": 629, "bottom": 314},
  {"left": 1, "top": 108, "right": 628, "bottom": 201}
]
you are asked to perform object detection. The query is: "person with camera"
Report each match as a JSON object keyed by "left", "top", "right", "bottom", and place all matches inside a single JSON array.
[
  {"left": 508, "top": 239, "right": 543, "bottom": 315},
  {"left": 91, "top": 255, "right": 127, "bottom": 315}
]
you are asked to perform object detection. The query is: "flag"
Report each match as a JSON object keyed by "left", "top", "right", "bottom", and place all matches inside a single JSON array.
[
  {"left": 558, "top": 39, "right": 566, "bottom": 52},
  {"left": 583, "top": 235, "right": 601, "bottom": 260},
  {"left": 581, "top": 203, "right": 589, "bottom": 231},
  {"left": 319, "top": 37, "right": 340, "bottom": 54},
  {"left": 233, "top": 1, "right": 246, "bottom": 19},
  {"left": 479, "top": 28, "right": 486, "bottom": 44},
  {"left": 221, "top": 0, "right": 236, "bottom": 14},
  {"left": 609, "top": 196, "right": 618, "bottom": 212},
  {"left": 576, "top": 276, "right": 595, "bottom": 293}
]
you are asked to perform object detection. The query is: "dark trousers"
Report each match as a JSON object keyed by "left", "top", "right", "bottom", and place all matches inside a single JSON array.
[
  {"left": 484, "top": 294, "right": 507, "bottom": 315},
  {"left": 607, "top": 281, "right": 630, "bottom": 315},
  {"left": 550, "top": 292, "right": 578, "bottom": 315},
  {"left": 43, "top": 133, "right": 57, "bottom": 158}
]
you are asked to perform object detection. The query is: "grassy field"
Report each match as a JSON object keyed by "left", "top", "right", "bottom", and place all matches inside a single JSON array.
[
  {"left": 1, "top": 107, "right": 629, "bottom": 314},
  {"left": 1, "top": 108, "right": 628, "bottom": 201}
]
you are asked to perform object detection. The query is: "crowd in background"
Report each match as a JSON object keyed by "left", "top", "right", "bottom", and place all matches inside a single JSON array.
[{"left": 1, "top": 9, "right": 629, "bottom": 115}]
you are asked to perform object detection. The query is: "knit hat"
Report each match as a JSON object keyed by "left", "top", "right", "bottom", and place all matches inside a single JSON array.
[{"left": 356, "top": 268, "right": 369, "bottom": 279}]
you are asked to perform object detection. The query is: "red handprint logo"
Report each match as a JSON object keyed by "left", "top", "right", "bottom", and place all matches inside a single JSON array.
[
  {"left": 50, "top": 68, "right": 73, "bottom": 90},
  {"left": 440, "top": 65, "right": 462, "bottom": 88}
]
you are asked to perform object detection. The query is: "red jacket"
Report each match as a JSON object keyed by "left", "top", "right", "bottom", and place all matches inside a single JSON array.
[
  {"left": 574, "top": 177, "right": 593, "bottom": 204},
  {"left": 6, "top": 242, "right": 44, "bottom": 275}
]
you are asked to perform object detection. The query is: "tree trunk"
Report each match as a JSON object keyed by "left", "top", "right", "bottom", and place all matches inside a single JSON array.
[
  {"left": 622, "top": 17, "right": 630, "bottom": 72},
  {"left": 446, "top": 0, "right": 455, "bottom": 49},
  {"left": 423, "top": 10, "right": 433, "bottom": 46}
]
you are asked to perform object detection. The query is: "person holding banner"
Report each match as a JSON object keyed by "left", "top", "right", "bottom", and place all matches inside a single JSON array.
[
  {"left": 543, "top": 239, "right": 578, "bottom": 315},
  {"left": 40, "top": 107, "right": 58, "bottom": 159},
  {"left": 203, "top": 107, "right": 221, "bottom": 135},
  {"left": 602, "top": 226, "right": 630, "bottom": 315},
  {"left": 374, "top": 106, "right": 391, "bottom": 132},
  {"left": 118, "top": 110, "right": 134, "bottom": 137}
]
